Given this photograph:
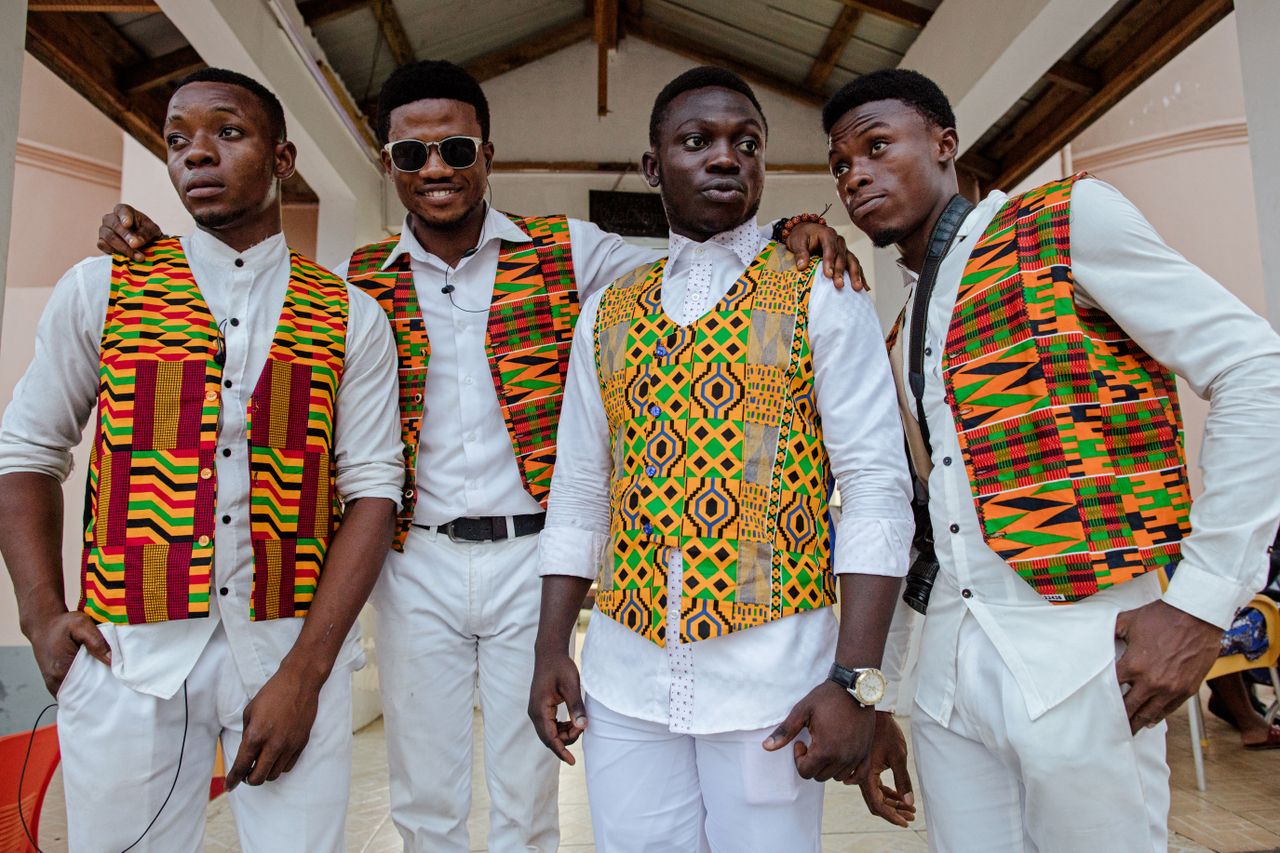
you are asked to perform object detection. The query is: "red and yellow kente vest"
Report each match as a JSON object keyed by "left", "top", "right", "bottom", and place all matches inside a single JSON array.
[
  {"left": 593, "top": 243, "right": 835, "bottom": 646},
  {"left": 937, "top": 174, "right": 1191, "bottom": 602},
  {"left": 81, "top": 238, "right": 347, "bottom": 624},
  {"left": 346, "top": 214, "right": 578, "bottom": 549}
]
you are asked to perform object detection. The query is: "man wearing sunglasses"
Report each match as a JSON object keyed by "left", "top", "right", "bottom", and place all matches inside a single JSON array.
[{"left": 97, "top": 59, "right": 860, "bottom": 853}]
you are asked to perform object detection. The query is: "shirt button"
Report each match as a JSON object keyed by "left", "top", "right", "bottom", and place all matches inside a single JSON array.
[
  {"left": 234, "top": 258, "right": 244, "bottom": 268},
  {"left": 456, "top": 322, "right": 467, "bottom": 333},
  {"left": 943, "top": 456, "right": 952, "bottom": 466},
  {"left": 200, "top": 468, "right": 213, "bottom": 480},
  {"left": 949, "top": 523, "right": 959, "bottom": 533},
  {"left": 694, "top": 246, "right": 705, "bottom": 256},
  {"left": 197, "top": 534, "right": 211, "bottom": 546},
  {"left": 222, "top": 448, "right": 231, "bottom": 457},
  {"left": 466, "top": 432, "right": 477, "bottom": 442},
  {"left": 230, "top": 318, "right": 240, "bottom": 327},
  {"left": 961, "top": 588, "right": 973, "bottom": 599},
  {"left": 648, "top": 404, "right": 661, "bottom": 416},
  {"left": 205, "top": 390, "right": 218, "bottom": 402},
  {"left": 219, "top": 586, "right": 229, "bottom": 596},
  {"left": 645, "top": 465, "right": 657, "bottom": 476},
  {"left": 221, "top": 514, "right": 231, "bottom": 524},
  {"left": 464, "top": 376, "right": 475, "bottom": 386},
  {"left": 223, "top": 379, "right": 232, "bottom": 388},
  {"left": 924, "top": 347, "right": 933, "bottom": 356}
]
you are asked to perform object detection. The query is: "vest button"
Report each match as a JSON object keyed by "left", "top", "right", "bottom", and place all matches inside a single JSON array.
[
  {"left": 200, "top": 468, "right": 213, "bottom": 480},
  {"left": 655, "top": 345, "right": 668, "bottom": 357},
  {"left": 205, "top": 390, "right": 218, "bottom": 402},
  {"left": 648, "top": 404, "right": 661, "bottom": 417},
  {"left": 404, "top": 488, "right": 414, "bottom": 498},
  {"left": 197, "top": 534, "right": 210, "bottom": 546},
  {"left": 645, "top": 465, "right": 657, "bottom": 477},
  {"left": 413, "top": 393, "right": 423, "bottom": 403},
  {"left": 948, "top": 523, "right": 959, "bottom": 533},
  {"left": 642, "top": 522, "right": 653, "bottom": 535}
]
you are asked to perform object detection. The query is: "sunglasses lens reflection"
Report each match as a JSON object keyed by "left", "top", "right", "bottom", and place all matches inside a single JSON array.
[{"left": 389, "top": 137, "right": 479, "bottom": 172}]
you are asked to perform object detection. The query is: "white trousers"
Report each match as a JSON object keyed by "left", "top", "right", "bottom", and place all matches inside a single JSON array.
[
  {"left": 373, "top": 527, "right": 558, "bottom": 853},
  {"left": 581, "top": 695, "right": 824, "bottom": 853},
  {"left": 55, "top": 623, "right": 353, "bottom": 853},
  {"left": 911, "top": 615, "right": 1169, "bottom": 853}
]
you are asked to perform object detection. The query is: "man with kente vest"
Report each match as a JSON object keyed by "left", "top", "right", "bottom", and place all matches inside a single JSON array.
[
  {"left": 529, "top": 67, "right": 914, "bottom": 851},
  {"left": 822, "top": 69, "right": 1280, "bottom": 850},
  {"left": 0, "top": 69, "right": 403, "bottom": 851}
]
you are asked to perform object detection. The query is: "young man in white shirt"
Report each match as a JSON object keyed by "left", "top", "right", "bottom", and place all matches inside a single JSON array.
[
  {"left": 0, "top": 68, "right": 403, "bottom": 852},
  {"left": 97, "top": 60, "right": 860, "bottom": 852},
  {"left": 824, "top": 68, "right": 1280, "bottom": 851},
  {"left": 529, "top": 66, "right": 915, "bottom": 852}
]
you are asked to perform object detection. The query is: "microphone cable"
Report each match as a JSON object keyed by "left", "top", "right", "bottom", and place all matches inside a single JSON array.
[{"left": 440, "top": 246, "right": 488, "bottom": 314}]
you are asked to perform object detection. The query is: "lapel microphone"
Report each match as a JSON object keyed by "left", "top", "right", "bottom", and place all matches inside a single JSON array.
[{"left": 442, "top": 246, "right": 486, "bottom": 312}]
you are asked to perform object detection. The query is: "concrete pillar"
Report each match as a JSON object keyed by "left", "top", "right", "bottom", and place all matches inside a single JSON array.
[
  {"left": 0, "top": 2, "right": 28, "bottom": 334},
  {"left": 156, "top": 0, "right": 387, "bottom": 267},
  {"left": 1235, "top": 1, "right": 1280, "bottom": 330}
]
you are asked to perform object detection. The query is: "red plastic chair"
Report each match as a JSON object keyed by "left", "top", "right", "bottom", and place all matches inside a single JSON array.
[{"left": 0, "top": 724, "right": 60, "bottom": 853}]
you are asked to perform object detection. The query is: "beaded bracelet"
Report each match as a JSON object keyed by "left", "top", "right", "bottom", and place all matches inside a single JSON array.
[{"left": 776, "top": 212, "right": 827, "bottom": 242}]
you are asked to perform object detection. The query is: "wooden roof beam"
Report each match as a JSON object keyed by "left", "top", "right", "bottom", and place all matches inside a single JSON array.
[
  {"left": 297, "top": 0, "right": 369, "bottom": 27},
  {"left": 1044, "top": 60, "right": 1100, "bottom": 95},
  {"left": 28, "top": 1, "right": 159, "bottom": 11},
  {"left": 595, "top": 0, "right": 619, "bottom": 116},
  {"left": 464, "top": 17, "right": 595, "bottom": 83},
  {"left": 120, "top": 45, "right": 204, "bottom": 95},
  {"left": 804, "top": 6, "right": 862, "bottom": 92},
  {"left": 370, "top": 0, "right": 415, "bottom": 67},
  {"left": 838, "top": 0, "right": 931, "bottom": 29}
]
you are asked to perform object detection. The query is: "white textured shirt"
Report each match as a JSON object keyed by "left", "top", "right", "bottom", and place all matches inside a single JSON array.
[
  {"left": 891, "top": 179, "right": 1280, "bottom": 724},
  {"left": 0, "top": 229, "right": 405, "bottom": 699},
  {"left": 334, "top": 206, "right": 665, "bottom": 525},
  {"left": 539, "top": 218, "right": 914, "bottom": 734}
]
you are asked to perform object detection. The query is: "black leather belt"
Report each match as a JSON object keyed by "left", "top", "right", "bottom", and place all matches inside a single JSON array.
[{"left": 412, "top": 513, "right": 545, "bottom": 542}]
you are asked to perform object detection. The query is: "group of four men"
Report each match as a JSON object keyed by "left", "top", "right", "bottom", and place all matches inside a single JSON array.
[{"left": 2, "top": 51, "right": 1277, "bottom": 853}]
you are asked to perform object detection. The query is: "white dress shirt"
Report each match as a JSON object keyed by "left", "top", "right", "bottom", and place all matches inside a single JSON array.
[
  {"left": 0, "top": 229, "right": 405, "bottom": 699},
  {"left": 539, "top": 218, "right": 914, "bottom": 734},
  {"left": 892, "top": 178, "right": 1280, "bottom": 724}
]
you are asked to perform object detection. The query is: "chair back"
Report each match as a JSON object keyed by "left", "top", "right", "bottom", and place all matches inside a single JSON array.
[{"left": 0, "top": 724, "right": 60, "bottom": 853}]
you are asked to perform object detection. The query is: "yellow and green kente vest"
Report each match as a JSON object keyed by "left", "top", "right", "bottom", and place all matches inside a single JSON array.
[
  {"left": 81, "top": 238, "right": 347, "bottom": 625},
  {"left": 594, "top": 242, "right": 835, "bottom": 646},
  {"left": 921, "top": 174, "right": 1192, "bottom": 602},
  {"left": 346, "top": 213, "right": 578, "bottom": 550}
]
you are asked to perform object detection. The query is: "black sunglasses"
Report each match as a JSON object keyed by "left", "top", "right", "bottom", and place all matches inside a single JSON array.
[{"left": 382, "top": 136, "right": 483, "bottom": 172}]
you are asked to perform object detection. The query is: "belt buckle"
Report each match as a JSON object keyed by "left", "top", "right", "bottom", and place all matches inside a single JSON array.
[{"left": 445, "top": 521, "right": 467, "bottom": 544}]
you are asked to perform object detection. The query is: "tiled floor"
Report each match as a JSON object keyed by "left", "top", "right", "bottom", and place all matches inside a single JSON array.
[{"left": 34, "top": 686, "right": 1277, "bottom": 852}]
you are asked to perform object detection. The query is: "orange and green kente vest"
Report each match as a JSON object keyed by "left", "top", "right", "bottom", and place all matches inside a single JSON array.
[
  {"left": 81, "top": 238, "right": 347, "bottom": 625},
  {"left": 932, "top": 174, "right": 1191, "bottom": 602},
  {"left": 346, "top": 213, "right": 578, "bottom": 550},
  {"left": 593, "top": 243, "right": 835, "bottom": 646}
]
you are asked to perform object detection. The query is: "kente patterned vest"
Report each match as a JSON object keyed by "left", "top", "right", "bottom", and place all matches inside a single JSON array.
[
  {"left": 914, "top": 174, "right": 1192, "bottom": 603},
  {"left": 82, "top": 238, "right": 348, "bottom": 624},
  {"left": 346, "top": 214, "right": 578, "bottom": 550},
  {"left": 593, "top": 242, "right": 835, "bottom": 647}
]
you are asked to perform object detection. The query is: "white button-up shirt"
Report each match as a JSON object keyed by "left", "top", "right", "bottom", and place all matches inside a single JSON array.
[
  {"left": 539, "top": 218, "right": 914, "bottom": 734},
  {"left": 334, "top": 206, "right": 666, "bottom": 525},
  {"left": 892, "top": 179, "right": 1280, "bottom": 724},
  {"left": 0, "top": 229, "right": 405, "bottom": 699}
]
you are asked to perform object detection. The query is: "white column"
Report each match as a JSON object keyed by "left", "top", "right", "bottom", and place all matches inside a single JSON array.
[
  {"left": 1235, "top": 1, "right": 1280, "bottom": 330},
  {"left": 0, "top": 1, "right": 29, "bottom": 334},
  {"left": 156, "top": 0, "right": 387, "bottom": 267}
]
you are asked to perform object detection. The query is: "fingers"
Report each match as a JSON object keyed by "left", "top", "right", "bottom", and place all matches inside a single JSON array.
[
  {"left": 98, "top": 223, "right": 142, "bottom": 261},
  {"left": 823, "top": 235, "right": 849, "bottom": 285},
  {"left": 225, "top": 735, "right": 259, "bottom": 791},
  {"left": 763, "top": 705, "right": 807, "bottom": 751},
  {"left": 68, "top": 616, "right": 111, "bottom": 665},
  {"left": 246, "top": 741, "right": 283, "bottom": 786},
  {"left": 888, "top": 746, "right": 914, "bottom": 808},
  {"left": 794, "top": 245, "right": 812, "bottom": 274},
  {"left": 847, "top": 249, "right": 869, "bottom": 291},
  {"left": 860, "top": 779, "right": 912, "bottom": 827}
]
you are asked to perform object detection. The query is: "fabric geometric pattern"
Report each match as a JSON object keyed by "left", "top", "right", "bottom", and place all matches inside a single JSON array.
[
  {"left": 346, "top": 213, "right": 578, "bottom": 550},
  {"left": 943, "top": 174, "right": 1191, "bottom": 603},
  {"left": 593, "top": 243, "right": 835, "bottom": 646},
  {"left": 82, "top": 239, "right": 347, "bottom": 624}
]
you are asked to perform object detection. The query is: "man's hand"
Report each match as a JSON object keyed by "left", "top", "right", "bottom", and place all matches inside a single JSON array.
[
  {"left": 98, "top": 204, "right": 164, "bottom": 262},
  {"left": 785, "top": 220, "right": 868, "bottom": 291},
  {"left": 763, "top": 680, "right": 875, "bottom": 782},
  {"left": 528, "top": 651, "right": 588, "bottom": 765},
  {"left": 29, "top": 609, "right": 111, "bottom": 697},
  {"left": 1115, "top": 599, "right": 1223, "bottom": 734},
  {"left": 852, "top": 711, "right": 915, "bottom": 827},
  {"left": 226, "top": 664, "right": 321, "bottom": 790}
]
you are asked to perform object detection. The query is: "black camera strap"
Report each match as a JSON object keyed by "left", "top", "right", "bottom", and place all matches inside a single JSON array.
[{"left": 906, "top": 193, "right": 974, "bottom": 457}]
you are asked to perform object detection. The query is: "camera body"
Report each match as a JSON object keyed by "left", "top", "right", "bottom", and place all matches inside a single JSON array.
[{"left": 902, "top": 486, "right": 938, "bottom": 614}]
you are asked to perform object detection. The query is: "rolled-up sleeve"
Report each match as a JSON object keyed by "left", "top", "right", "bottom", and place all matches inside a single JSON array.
[
  {"left": 538, "top": 287, "right": 612, "bottom": 580},
  {"left": 0, "top": 256, "right": 110, "bottom": 481},
  {"left": 332, "top": 287, "right": 405, "bottom": 506},
  {"left": 807, "top": 276, "right": 915, "bottom": 577},
  {"left": 1070, "top": 178, "right": 1280, "bottom": 629}
]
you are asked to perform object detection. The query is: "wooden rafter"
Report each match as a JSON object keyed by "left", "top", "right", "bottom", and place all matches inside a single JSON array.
[
  {"left": 595, "top": 0, "right": 619, "bottom": 116},
  {"left": 961, "top": 0, "right": 1233, "bottom": 191},
  {"left": 804, "top": 6, "right": 862, "bottom": 92},
  {"left": 370, "top": 0, "right": 415, "bottom": 67},
  {"left": 626, "top": 14, "right": 822, "bottom": 107},
  {"left": 297, "top": 0, "right": 369, "bottom": 27},
  {"left": 121, "top": 46, "right": 204, "bottom": 95},
  {"left": 838, "top": 0, "right": 931, "bottom": 29},
  {"left": 28, "top": 0, "right": 159, "bottom": 11},
  {"left": 464, "top": 17, "right": 595, "bottom": 82}
]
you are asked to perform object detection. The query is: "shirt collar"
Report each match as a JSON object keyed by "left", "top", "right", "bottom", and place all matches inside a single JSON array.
[
  {"left": 667, "top": 217, "right": 763, "bottom": 271},
  {"left": 188, "top": 228, "right": 287, "bottom": 268},
  {"left": 895, "top": 190, "right": 1008, "bottom": 289},
  {"left": 381, "top": 204, "right": 529, "bottom": 270}
]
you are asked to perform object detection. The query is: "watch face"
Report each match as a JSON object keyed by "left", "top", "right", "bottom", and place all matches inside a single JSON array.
[{"left": 853, "top": 669, "right": 887, "bottom": 705}]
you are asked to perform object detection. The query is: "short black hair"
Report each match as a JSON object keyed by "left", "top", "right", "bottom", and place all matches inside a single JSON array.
[
  {"left": 649, "top": 66, "right": 767, "bottom": 147},
  {"left": 822, "top": 68, "right": 956, "bottom": 136},
  {"left": 173, "top": 67, "right": 287, "bottom": 142},
  {"left": 377, "top": 60, "right": 490, "bottom": 145}
]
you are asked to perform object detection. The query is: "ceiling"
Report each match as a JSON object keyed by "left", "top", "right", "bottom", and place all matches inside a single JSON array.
[{"left": 23, "top": 0, "right": 1235, "bottom": 196}]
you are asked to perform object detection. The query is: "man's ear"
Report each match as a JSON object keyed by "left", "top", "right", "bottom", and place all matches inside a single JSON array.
[
  {"left": 641, "top": 150, "right": 660, "bottom": 187},
  {"left": 274, "top": 140, "right": 298, "bottom": 182},
  {"left": 482, "top": 140, "right": 495, "bottom": 175},
  {"left": 936, "top": 127, "right": 958, "bottom": 165}
]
